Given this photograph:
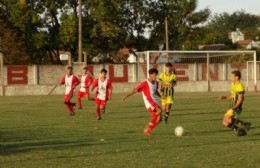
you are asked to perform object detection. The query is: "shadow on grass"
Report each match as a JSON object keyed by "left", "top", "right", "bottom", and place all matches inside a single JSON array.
[
  {"left": 0, "top": 138, "right": 106, "bottom": 156},
  {"left": 174, "top": 110, "right": 223, "bottom": 116}
]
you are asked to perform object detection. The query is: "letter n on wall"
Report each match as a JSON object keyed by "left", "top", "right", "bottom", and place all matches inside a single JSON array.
[
  {"left": 109, "top": 65, "right": 128, "bottom": 82},
  {"left": 7, "top": 66, "right": 28, "bottom": 84}
]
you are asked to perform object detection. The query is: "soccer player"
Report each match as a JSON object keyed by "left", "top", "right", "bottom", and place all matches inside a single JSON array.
[
  {"left": 77, "top": 66, "right": 93, "bottom": 109},
  {"left": 91, "top": 69, "right": 113, "bottom": 120},
  {"left": 60, "top": 66, "right": 80, "bottom": 116},
  {"left": 221, "top": 70, "right": 251, "bottom": 136},
  {"left": 158, "top": 63, "right": 177, "bottom": 123},
  {"left": 123, "top": 68, "right": 162, "bottom": 136}
]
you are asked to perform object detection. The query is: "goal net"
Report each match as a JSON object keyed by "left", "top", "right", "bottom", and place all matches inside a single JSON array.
[{"left": 144, "top": 50, "right": 257, "bottom": 92}]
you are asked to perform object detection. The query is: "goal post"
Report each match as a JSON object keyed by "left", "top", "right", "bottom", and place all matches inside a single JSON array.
[
  {"left": 145, "top": 50, "right": 257, "bottom": 92},
  {"left": 247, "top": 60, "right": 259, "bottom": 91},
  {"left": 0, "top": 52, "right": 4, "bottom": 96}
]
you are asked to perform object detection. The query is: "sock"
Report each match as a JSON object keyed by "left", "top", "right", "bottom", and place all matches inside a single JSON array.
[
  {"left": 96, "top": 109, "right": 101, "bottom": 118},
  {"left": 65, "top": 103, "right": 74, "bottom": 113},
  {"left": 233, "top": 118, "right": 245, "bottom": 126},
  {"left": 66, "top": 102, "right": 76, "bottom": 106},
  {"left": 165, "top": 112, "right": 169, "bottom": 117},
  {"left": 227, "top": 119, "right": 239, "bottom": 132},
  {"left": 147, "top": 114, "right": 161, "bottom": 131},
  {"left": 77, "top": 98, "right": 82, "bottom": 108}
]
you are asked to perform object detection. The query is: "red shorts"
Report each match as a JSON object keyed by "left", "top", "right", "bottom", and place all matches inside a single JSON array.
[
  {"left": 95, "top": 98, "right": 107, "bottom": 107},
  {"left": 64, "top": 91, "right": 73, "bottom": 103},
  {"left": 77, "top": 90, "right": 89, "bottom": 98}
]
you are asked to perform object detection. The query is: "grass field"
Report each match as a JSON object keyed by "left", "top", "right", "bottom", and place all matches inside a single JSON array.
[{"left": 1, "top": 92, "right": 260, "bottom": 168}]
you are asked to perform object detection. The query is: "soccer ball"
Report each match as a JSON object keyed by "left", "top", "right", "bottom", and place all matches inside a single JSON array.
[{"left": 175, "top": 126, "right": 184, "bottom": 137}]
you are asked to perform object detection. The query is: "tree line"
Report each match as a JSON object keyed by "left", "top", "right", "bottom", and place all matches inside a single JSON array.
[{"left": 0, "top": 0, "right": 259, "bottom": 64}]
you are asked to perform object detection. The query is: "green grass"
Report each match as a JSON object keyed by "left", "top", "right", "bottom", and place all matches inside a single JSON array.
[{"left": 0, "top": 92, "right": 260, "bottom": 168}]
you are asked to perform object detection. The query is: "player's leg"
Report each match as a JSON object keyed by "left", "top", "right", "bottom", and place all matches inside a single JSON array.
[
  {"left": 144, "top": 107, "right": 162, "bottom": 136},
  {"left": 222, "top": 109, "right": 246, "bottom": 136},
  {"left": 100, "top": 100, "right": 107, "bottom": 114},
  {"left": 95, "top": 98, "right": 101, "bottom": 120},
  {"left": 64, "top": 94, "right": 75, "bottom": 115},
  {"left": 232, "top": 108, "right": 251, "bottom": 130},
  {"left": 77, "top": 91, "right": 83, "bottom": 109},
  {"left": 85, "top": 93, "right": 90, "bottom": 100},
  {"left": 161, "top": 98, "right": 167, "bottom": 121},
  {"left": 164, "top": 96, "right": 173, "bottom": 123}
]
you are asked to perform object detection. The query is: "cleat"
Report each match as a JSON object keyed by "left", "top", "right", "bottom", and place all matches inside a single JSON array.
[
  {"left": 237, "top": 128, "right": 247, "bottom": 136},
  {"left": 243, "top": 122, "right": 251, "bottom": 131},
  {"left": 164, "top": 115, "right": 169, "bottom": 124},
  {"left": 97, "top": 116, "right": 101, "bottom": 120},
  {"left": 144, "top": 130, "right": 151, "bottom": 136},
  {"left": 69, "top": 112, "right": 75, "bottom": 116},
  {"left": 72, "top": 104, "right": 76, "bottom": 111},
  {"left": 143, "top": 127, "right": 152, "bottom": 136},
  {"left": 78, "top": 107, "right": 82, "bottom": 110}
]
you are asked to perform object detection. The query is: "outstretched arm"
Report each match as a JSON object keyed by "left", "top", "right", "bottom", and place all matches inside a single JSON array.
[
  {"left": 59, "top": 76, "right": 65, "bottom": 86},
  {"left": 91, "top": 79, "right": 98, "bottom": 92},
  {"left": 220, "top": 94, "right": 232, "bottom": 100},
  {"left": 122, "top": 89, "right": 138, "bottom": 101},
  {"left": 108, "top": 87, "right": 113, "bottom": 100}
]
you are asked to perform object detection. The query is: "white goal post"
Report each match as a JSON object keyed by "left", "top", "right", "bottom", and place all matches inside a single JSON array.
[
  {"left": 145, "top": 50, "right": 257, "bottom": 92},
  {"left": 247, "top": 61, "right": 260, "bottom": 91}
]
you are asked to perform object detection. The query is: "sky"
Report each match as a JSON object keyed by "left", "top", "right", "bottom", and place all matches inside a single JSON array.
[{"left": 198, "top": 0, "right": 260, "bottom": 15}]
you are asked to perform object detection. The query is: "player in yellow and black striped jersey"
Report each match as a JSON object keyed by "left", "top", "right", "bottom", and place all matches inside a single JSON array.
[
  {"left": 158, "top": 63, "right": 177, "bottom": 123},
  {"left": 220, "top": 70, "right": 251, "bottom": 136}
]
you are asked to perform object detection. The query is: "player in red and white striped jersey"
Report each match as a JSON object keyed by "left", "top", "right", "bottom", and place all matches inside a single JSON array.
[
  {"left": 77, "top": 67, "right": 93, "bottom": 109},
  {"left": 60, "top": 66, "right": 80, "bottom": 116},
  {"left": 91, "top": 69, "right": 113, "bottom": 120},
  {"left": 123, "top": 68, "right": 162, "bottom": 136}
]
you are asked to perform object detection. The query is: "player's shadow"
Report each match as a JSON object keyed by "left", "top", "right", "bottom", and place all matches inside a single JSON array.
[
  {"left": 174, "top": 110, "right": 223, "bottom": 116},
  {"left": 121, "top": 105, "right": 144, "bottom": 108},
  {"left": 0, "top": 138, "right": 106, "bottom": 156}
]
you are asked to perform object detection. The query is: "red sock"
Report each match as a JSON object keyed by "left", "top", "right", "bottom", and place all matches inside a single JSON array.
[
  {"left": 96, "top": 109, "right": 101, "bottom": 117},
  {"left": 77, "top": 98, "right": 82, "bottom": 108},
  {"left": 65, "top": 103, "right": 74, "bottom": 113},
  {"left": 67, "top": 102, "right": 76, "bottom": 106},
  {"left": 147, "top": 109, "right": 160, "bottom": 130}
]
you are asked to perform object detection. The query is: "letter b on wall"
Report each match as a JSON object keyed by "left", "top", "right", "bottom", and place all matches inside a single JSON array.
[{"left": 7, "top": 66, "right": 28, "bottom": 84}]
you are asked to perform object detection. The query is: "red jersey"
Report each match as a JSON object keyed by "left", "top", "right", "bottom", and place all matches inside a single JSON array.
[
  {"left": 136, "top": 79, "right": 159, "bottom": 110},
  {"left": 92, "top": 78, "right": 112, "bottom": 101},
  {"left": 79, "top": 74, "right": 93, "bottom": 93},
  {"left": 60, "top": 75, "right": 80, "bottom": 95}
]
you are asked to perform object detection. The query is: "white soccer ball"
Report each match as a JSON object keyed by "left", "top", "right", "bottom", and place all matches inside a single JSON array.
[{"left": 175, "top": 126, "right": 184, "bottom": 137}]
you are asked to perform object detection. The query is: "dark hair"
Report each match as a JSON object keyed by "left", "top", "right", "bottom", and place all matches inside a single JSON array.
[
  {"left": 100, "top": 68, "right": 108, "bottom": 73},
  {"left": 148, "top": 68, "right": 158, "bottom": 75},
  {"left": 232, "top": 70, "right": 241, "bottom": 79},
  {"left": 83, "top": 66, "right": 88, "bottom": 70},
  {"left": 67, "top": 66, "right": 73, "bottom": 70},
  {"left": 165, "top": 63, "right": 172, "bottom": 67}
]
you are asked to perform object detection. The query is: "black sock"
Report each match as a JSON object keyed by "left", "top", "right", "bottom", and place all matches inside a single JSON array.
[
  {"left": 227, "top": 119, "right": 239, "bottom": 131},
  {"left": 233, "top": 118, "right": 245, "bottom": 125}
]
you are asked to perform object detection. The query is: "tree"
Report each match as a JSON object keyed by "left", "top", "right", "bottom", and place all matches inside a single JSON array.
[
  {"left": 0, "top": 20, "right": 28, "bottom": 64},
  {"left": 203, "top": 11, "right": 260, "bottom": 47},
  {"left": 85, "top": 0, "right": 126, "bottom": 55},
  {"left": 147, "top": 0, "right": 210, "bottom": 50},
  {"left": 119, "top": 0, "right": 150, "bottom": 51}
]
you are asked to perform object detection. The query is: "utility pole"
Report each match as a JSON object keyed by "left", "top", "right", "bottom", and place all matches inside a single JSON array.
[
  {"left": 0, "top": 52, "right": 4, "bottom": 96},
  {"left": 165, "top": 17, "right": 169, "bottom": 62},
  {"left": 78, "top": 0, "right": 82, "bottom": 62},
  {"left": 165, "top": 17, "right": 169, "bottom": 51}
]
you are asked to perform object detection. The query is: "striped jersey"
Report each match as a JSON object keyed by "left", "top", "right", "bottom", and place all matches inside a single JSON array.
[{"left": 159, "top": 72, "right": 177, "bottom": 96}]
